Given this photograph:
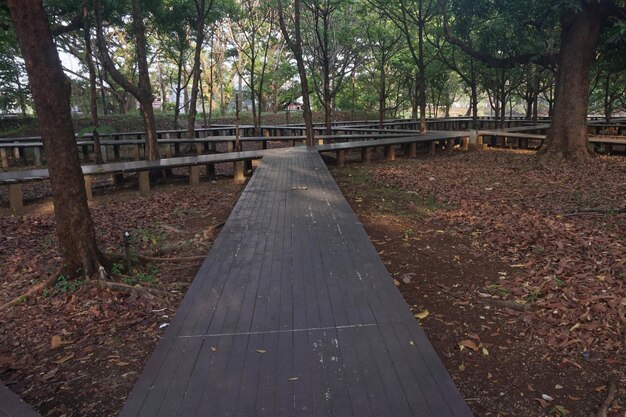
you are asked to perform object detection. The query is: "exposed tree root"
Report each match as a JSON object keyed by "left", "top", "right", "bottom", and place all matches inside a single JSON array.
[
  {"left": 93, "top": 279, "right": 170, "bottom": 299},
  {"left": 596, "top": 378, "right": 618, "bottom": 417},
  {"left": 0, "top": 266, "right": 64, "bottom": 311},
  {"left": 104, "top": 251, "right": 205, "bottom": 265},
  {"left": 138, "top": 254, "right": 206, "bottom": 263}
]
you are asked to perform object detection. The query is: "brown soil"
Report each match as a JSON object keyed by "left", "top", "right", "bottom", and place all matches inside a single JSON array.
[
  {"left": 331, "top": 149, "right": 625, "bottom": 417},
  {"left": 1, "top": 147, "right": 624, "bottom": 417}
]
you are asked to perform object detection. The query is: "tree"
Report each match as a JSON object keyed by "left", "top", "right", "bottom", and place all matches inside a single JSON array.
[
  {"left": 186, "top": 0, "right": 215, "bottom": 140},
  {"left": 7, "top": 0, "right": 103, "bottom": 275},
  {"left": 363, "top": 13, "right": 403, "bottom": 127},
  {"left": 231, "top": 0, "right": 274, "bottom": 136},
  {"left": 369, "top": 0, "right": 435, "bottom": 132},
  {"left": 94, "top": 0, "right": 160, "bottom": 160},
  {"left": 277, "top": 0, "right": 315, "bottom": 145},
  {"left": 302, "top": 0, "right": 363, "bottom": 135},
  {"left": 441, "top": 0, "right": 626, "bottom": 159}
]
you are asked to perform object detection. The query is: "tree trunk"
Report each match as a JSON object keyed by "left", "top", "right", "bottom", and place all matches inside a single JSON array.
[
  {"left": 131, "top": 0, "right": 159, "bottom": 160},
  {"left": 174, "top": 48, "right": 184, "bottom": 127},
  {"left": 83, "top": 5, "right": 103, "bottom": 164},
  {"left": 187, "top": 4, "right": 206, "bottom": 141},
  {"left": 542, "top": 3, "right": 607, "bottom": 160},
  {"left": 379, "top": 62, "right": 386, "bottom": 129},
  {"left": 8, "top": 0, "right": 103, "bottom": 276},
  {"left": 277, "top": 0, "right": 314, "bottom": 145}
]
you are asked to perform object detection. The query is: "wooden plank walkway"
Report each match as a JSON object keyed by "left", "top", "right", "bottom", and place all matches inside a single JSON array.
[
  {"left": 119, "top": 147, "right": 473, "bottom": 417},
  {"left": 0, "top": 383, "right": 41, "bottom": 417}
]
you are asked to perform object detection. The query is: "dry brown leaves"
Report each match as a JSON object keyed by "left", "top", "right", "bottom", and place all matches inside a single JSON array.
[
  {"left": 0, "top": 179, "right": 243, "bottom": 416},
  {"left": 371, "top": 150, "right": 626, "bottom": 355}
]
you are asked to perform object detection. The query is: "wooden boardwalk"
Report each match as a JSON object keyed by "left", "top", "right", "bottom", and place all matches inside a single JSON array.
[
  {"left": 0, "top": 383, "right": 41, "bottom": 417},
  {"left": 119, "top": 147, "right": 472, "bottom": 417}
]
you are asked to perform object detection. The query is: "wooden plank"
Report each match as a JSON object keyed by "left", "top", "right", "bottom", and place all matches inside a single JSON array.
[
  {"left": 0, "top": 384, "right": 41, "bottom": 417},
  {"left": 119, "top": 148, "right": 473, "bottom": 417}
]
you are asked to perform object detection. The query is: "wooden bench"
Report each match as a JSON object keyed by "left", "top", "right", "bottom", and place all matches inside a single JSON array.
[
  {"left": 315, "top": 131, "right": 470, "bottom": 166},
  {"left": 1, "top": 150, "right": 266, "bottom": 212}
]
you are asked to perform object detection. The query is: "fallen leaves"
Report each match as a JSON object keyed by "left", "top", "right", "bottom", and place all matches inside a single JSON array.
[{"left": 369, "top": 152, "right": 626, "bottom": 355}]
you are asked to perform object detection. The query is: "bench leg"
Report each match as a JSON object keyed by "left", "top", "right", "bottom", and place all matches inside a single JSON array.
[
  {"left": 337, "top": 150, "right": 346, "bottom": 167},
  {"left": 33, "top": 147, "right": 42, "bottom": 166},
  {"left": 189, "top": 166, "right": 200, "bottom": 186},
  {"left": 9, "top": 183, "right": 23, "bottom": 212},
  {"left": 138, "top": 171, "right": 150, "bottom": 196},
  {"left": 409, "top": 143, "right": 417, "bottom": 158},
  {"left": 461, "top": 137, "right": 469, "bottom": 151},
  {"left": 233, "top": 161, "right": 245, "bottom": 181},
  {"left": 84, "top": 175, "right": 93, "bottom": 201},
  {"left": 362, "top": 147, "right": 372, "bottom": 163},
  {"left": 384, "top": 145, "right": 395, "bottom": 161},
  {"left": 446, "top": 138, "right": 454, "bottom": 152},
  {"left": 0, "top": 148, "right": 8, "bottom": 170}
]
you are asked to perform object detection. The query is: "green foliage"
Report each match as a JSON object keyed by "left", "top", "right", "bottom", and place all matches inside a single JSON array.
[
  {"left": 53, "top": 274, "right": 85, "bottom": 294},
  {"left": 120, "top": 264, "right": 159, "bottom": 286}
]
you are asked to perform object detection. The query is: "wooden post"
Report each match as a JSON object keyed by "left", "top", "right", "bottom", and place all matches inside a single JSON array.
[
  {"left": 33, "top": 147, "right": 42, "bottom": 166},
  {"left": 138, "top": 171, "right": 150, "bottom": 196},
  {"left": 461, "top": 137, "right": 469, "bottom": 151},
  {"left": 100, "top": 145, "right": 108, "bottom": 162},
  {"left": 428, "top": 141, "right": 437, "bottom": 155},
  {"left": 189, "top": 165, "right": 200, "bottom": 186},
  {"left": 362, "top": 147, "right": 372, "bottom": 163},
  {"left": 234, "top": 161, "right": 244, "bottom": 181},
  {"left": 409, "top": 142, "right": 417, "bottom": 158},
  {"left": 9, "top": 183, "right": 23, "bottom": 212},
  {"left": 384, "top": 145, "right": 396, "bottom": 161},
  {"left": 337, "top": 150, "right": 346, "bottom": 167},
  {"left": 227, "top": 141, "right": 234, "bottom": 153},
  {"left": 0, "top": 148, "right": 8, "bottom": 170},
  {"left": 134, "top": 145, "right": 141, "bottom": 161},
  {"left": 446, "top": 138, "right": 454, "bottom": 152},
  {"left": 84, "top": 175, "right": 93, "bottom": 201}
]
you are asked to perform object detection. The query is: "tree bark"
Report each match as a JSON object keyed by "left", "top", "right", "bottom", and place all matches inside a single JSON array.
[
  {"left": 82, "top": 4, "right": 103, "bottom": 164},
  {"left": 94, "top": 0, "right": 160, "bottom": 160},
  {"left": 187, "top": 0, "right": 208, "bottom": 142},
  {"left": 8, "top": 0, "right": 103, "bottom": 276},
  {"left": 277, "top": 0, "right": 314, "bottom": 145},
  {"left": 542, "top": 3, "right": 607, "bottom": 160}
]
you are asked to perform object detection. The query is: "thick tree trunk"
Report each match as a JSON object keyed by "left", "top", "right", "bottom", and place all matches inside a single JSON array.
[
  {"left": 9, "top": 0, "right": 103, "bottom": 276},
  {"left": 542, "top": 3, "right": 606, "bottom": 160}
]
